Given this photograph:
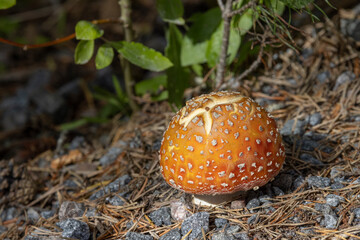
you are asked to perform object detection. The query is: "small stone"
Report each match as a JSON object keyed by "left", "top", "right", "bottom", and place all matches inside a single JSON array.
[
  {"left": 325, "top": 194, "right": 344, "bottom": 207},
  {"left": 272, "top": 186, "right": 284, "bottom": 196},
  {"left": 230, "top": 200, "right": 246, "bottom": 209},
  {"left": 85, "top": 208, "right": 98, "bottom": 217},
  {"left": 211, "top": 232, "right": 235, "bottom": 240},
  {"left": 89, "top": 175, "right": 131, "bottom": 200},
  {"left": 233, "top": 232, "right": 250, "bottom": 240},
  {"left": 170, "top": 200, "right": 190, "bottom": 221},
  {"left": 181, "top": 212, "right": 210, "bottom": 240},
  {"left": 308, "top": 112, "right": 322, "bottom": 126},
  {"left": 1, "top": 207, "right": 18, "bottom": 221},
  {"left": 301, "top": 48, "right": 313, "bottom": 59},
  {"left": 126, "top": 232, "right": 153, "bottom": 240},
  {"left": 0, "top": 225, "right": 7, "bottom": 234},
  {"left": 322, "top": 214, "right": 338, "bottom": 229},
  {"left": 315, "top": 203, "right": 335, "bottom": 215},
  {"left": 58, "top": 201, "right": 85, "bottom": 221},
  {"left": 149, "top": 207, "right": 172, "bottom": 226},
  {"left": 330, "top": 167, "right": 343, "bottom": 179},
  {"left": 247, "top": 214, "right": 258, "bottom": 225},
  {"left": 317, "top": 71, "right": 330, "bottom": 83},
  {"left": 99, "top": 147, "right": 124, "bottom": 166},
  {"left": 333, "top": 71, "right": 355, "bottom": 90},
  {"left": 330, "top": 182, "right": 344, "bottom": 190},
  {"left": 159, "top": 229, "right": 181, "bottom": 240},
  {"left": 27, "top": 208, "right": 40, "bottom": 223},
  {"left": 107, "top": 195, "right": 125, "bottom": 206},
  {"left": 226, "top": 225, "right": 240, "bottom": 234},
  {"left": 298, "top": 139, "right": 320, "bottom": 151},
  {"left": 300, "top": 153, "right": 324, "bottom": 166},
  {"left": 246, "top": 198, "right": 260, "bottom": 209},
  {"left": 280, "top": 119, "right": 306, "bottom": 137},
  {"left": 214, "top": 218, "right": 228, "bottom": 229},
  {"left": 258, "top": 195, "right": 272, "bottom": 204},
  {"left": 152, "top": 139, "right": 162, "bottom": 152},
  {"left": 353, "top": 208, "right": 360, "bottom": 219},
  {"left": 68, "top": 136, "right": 86, "bottom": 150},
  {"left": 57, "top": 219, "right": 90, "bottom": 240},
  {"left": 307, "top": 176, "right": 331, "bottom": 188}
]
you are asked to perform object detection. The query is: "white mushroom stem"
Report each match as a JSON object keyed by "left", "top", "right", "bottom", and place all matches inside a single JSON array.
[{"left": 192, "top": 191, "right": 246, "bottom": 207}]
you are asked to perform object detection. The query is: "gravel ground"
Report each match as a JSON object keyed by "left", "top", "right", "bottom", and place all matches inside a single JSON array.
[{"left": 1, "top": 6, "right": 360, "bottom": 240}]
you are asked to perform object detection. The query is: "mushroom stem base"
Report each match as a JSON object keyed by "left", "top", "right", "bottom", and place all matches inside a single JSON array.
[{"left": 192, "top": 191, "right": 246, "bottom": 207}]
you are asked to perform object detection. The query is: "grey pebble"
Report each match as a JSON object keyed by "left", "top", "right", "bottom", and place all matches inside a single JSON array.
[
  {"left": 1, "top": 207, "right": 18, "bottom": 221},
  {"left": 214, "top": 218, "right": 228, "bottom": 229},
  {"left": 298, "top": 139, "right": 320, "bottom": 151},
  {"left": 58, "top": 201, "right": 85, "bottom": 221},
  {"left": 308, "top": 112, "right": 322, "bottom": 126},
  {"left": 315, "top": 203, "right": 335, "bottom": 216},
  {"left": 57, "top": 219, "right": 90, "bottom": 240},
  {"left": 332, "top": 181, "right": 345, "bottom": 189},
  {"left": 322, "top": 214, "right": 338, "bottom": 229},
  {"left": 300, "top": 153, "right": 324, "bottom": 166},
  {"left": 272, "top": 186, "right": 284, "bottom": 196},
  {"left": 333, "top": 71, "right": 356, "bottom": 90},
  {"left": 325, "top": 194, "right": 344, "bottom": 207},
  {"left": 226, "top": 225, "right": 240, "bottom": 234},
  {"left": 317, "top": 71, "right": 330, "bottom": 83},
  {"left": 0, "top": 225, "right": 7, "bottom": 234},
  {"left": 89, "top": 175, "right": 131, "bottom": 200},
  {"left": 280, "top": 119, "right": 306, "bottom": 136},
  {"left": 246, "top": 198, "right": 260, "bottom": 209},
  {"left": 85, "top": 207, "right": 98, "bottom": 217},
  {"left": 330, "top": 167, "right": 343, "bottom": 179},
  {"left": 181, "top": 212, "right": 209, "bottom": 240},
  {"left": 353, "top": 208, "right": 360, "bottom": 219},
  {"left": 293, "top": 175, "right": 305, "bottom": 190},
  {"left": 68, "top": 136, "right": 86, "bottom": 150},
  {"left": 107, "top": 195, "right": 125, "bottom": 206},
  {"left": 27, "top": 208, "right": 40, "bottom": 223},
  {"left": 159, "top": 229, "right": 181, "bottom": 240},
  {"left": 126, "top": 232, "right": 153, "bottom": 240},
  {"left": 100, "top": 147, "right": 124, "bottom": 166},
  {"left": 307, "top": 176, "right": 331, "bottom": 188},
  {"left": 149, "top": 207, "right": 172, "bottom": 226},
  {"left": 211, "top": 232, "right": 235, "bottom": 240},
  {"left": 247, "top": 214, "right": 258, "bottom": 225},
  {"left": 258, "top": 195, "right": 272, "bottom": 204},
  {"left": 233, "top": 232, "right": 250, "bottom": 240}
]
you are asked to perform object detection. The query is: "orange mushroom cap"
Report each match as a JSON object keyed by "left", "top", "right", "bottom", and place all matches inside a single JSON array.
[{"left": 159, "top": 91, "right": 285, "bottom": 195}]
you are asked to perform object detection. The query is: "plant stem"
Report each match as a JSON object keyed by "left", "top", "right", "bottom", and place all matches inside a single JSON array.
[
  {"left": 215, "top": 0, "right": 233, "bottom": 89},
  {"left": 119, "top": 0, "right": 138, "bottom": 112}
]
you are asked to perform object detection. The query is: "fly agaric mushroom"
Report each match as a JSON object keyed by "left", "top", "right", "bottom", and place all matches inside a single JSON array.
[{"left": 159, "top": 91, "right": 285, "bottom": 205}]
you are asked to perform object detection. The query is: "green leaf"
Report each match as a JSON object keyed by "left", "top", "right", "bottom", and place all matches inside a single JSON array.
[
  {"left": 266, "top": 0, "right": 285, "bottom": 15},
  {"left": 206, "top": 21, "right": 241, "bottom": 67},
  {"left": 156, "top": 0, "right": 184, "bottom": 25},
  {"left": 187, "top": 8, "right": 222, "bottom": 43},
  {"left": 60, "top": 117, "right": 109, "bottom": 130},
  {"left": 74, "top": 40, "right": 94, "bottom": 64},
  {"left": 0, "top": 0, "right": 16, "bottom": 9},
  {"left": 114, "top": 41, "right": 173, "bottom": 72},
  {"left": 166, "top": 24, "right": 190, "bottom": 108},
  {"left": 280, "top": 0, "right": 313, "bottom": 9},
  {"left": 95, "top": 44, "right": 114, "bottom": 69},
  {"left": 135, "top": 75, "right": 167, "bottom": 95},
  {"left": 75, "top": 20, "right": 104, "bottom": 40},
  {"left": 181, "top": 36, "right": 208, "bottom": 67},
  {"left": 112, "top": 75, "right": 127, "bottom": 102},
  {"left": 235, "top": 9, "right": 255, "bottom": 35}
]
